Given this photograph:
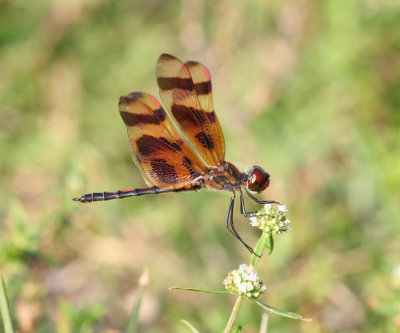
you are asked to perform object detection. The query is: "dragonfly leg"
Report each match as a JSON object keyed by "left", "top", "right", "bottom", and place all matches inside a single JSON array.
[{"left": 225, "top": 195, "right": 256, "bottom": 254}]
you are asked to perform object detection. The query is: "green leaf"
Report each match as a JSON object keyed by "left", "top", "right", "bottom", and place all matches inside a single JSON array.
[
  {"left": 251, "top": 232, "right": 269, "bottom": 266},
  {"left": 229, "top": 325, "right": 242, "bottom": 332},
  {"left": 266, "top": 234, "right": 274, "bottom": 255},
  {"left": 0, "top": 273, "right": 15, "bottom": 333},
  {"left": 180, "top": 319, "right": 200, "bottom": 333},
  {"left": 58, "top": 301, "right": 105, "bottom": 331},
  {"left": 255, "top": 299, "right": 312, "bottom": 321},
  {"left": 170, "top": 287, "right": 230, "bottom": 295}
]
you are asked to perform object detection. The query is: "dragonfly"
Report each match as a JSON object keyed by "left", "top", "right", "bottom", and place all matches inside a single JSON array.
[{"left": 73, "top": 53, "right": 278, "bottom": 253}]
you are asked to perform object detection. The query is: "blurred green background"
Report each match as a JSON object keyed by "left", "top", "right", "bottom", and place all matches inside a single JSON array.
[{"left": 1, "top": 0, "right": 400, "bottom": 332}]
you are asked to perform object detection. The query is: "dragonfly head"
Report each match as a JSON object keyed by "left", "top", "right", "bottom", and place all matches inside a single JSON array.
[{"left": 245, "top": 166, "right": 270, "bottom": 193}]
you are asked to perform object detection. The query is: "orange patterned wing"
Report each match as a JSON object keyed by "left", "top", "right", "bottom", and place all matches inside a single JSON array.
[
  {"left": 119, "top": 92, "right": 208, "bottom": 189},
  {"left": 185, "top": 59, "right": 225, "bottom": 162},
  {"left": 156, "top": 54, "right": 225, "bottom": 167}
]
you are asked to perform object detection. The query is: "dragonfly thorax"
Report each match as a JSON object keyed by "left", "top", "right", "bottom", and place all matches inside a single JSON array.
[{"left": 202, "top": 162, "right": 245, "bottom": 192}]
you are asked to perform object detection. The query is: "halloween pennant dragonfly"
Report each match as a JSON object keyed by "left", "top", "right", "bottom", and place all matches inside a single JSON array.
[{"left": 74, "top": 54, "right": 278, "bottom": 253}]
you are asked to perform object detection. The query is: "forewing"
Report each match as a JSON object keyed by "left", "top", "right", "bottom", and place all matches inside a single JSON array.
[
  {"left": 156, "top": 54, "right": 225, "bottom": 167},
  {"left": 119, "top": 92, "right": 207, "bottom": 189}
]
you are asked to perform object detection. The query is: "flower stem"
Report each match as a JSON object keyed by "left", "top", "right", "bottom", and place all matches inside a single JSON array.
[{"left": 224, "top": 295, "right": 244, "bottom": 333}]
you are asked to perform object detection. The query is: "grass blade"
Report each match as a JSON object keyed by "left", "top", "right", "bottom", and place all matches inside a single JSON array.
[
  {"left": 0, "top": 273, "right": 14, "bottom": 333},
  {"left": 180, "top": 319, "right": 200, "bottom": 333},
  {"left": 127, "top": 269, "right": 149, "bottom": 333}
]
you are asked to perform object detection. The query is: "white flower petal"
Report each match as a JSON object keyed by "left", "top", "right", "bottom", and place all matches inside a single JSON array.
[
  {"left": 278, "top": 204, "right": 288, "bottom": 212},
  {"left": 264, "top": 204, "right": 272, "bottom": 212}
]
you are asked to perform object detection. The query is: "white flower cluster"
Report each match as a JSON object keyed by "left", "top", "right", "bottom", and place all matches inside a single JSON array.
[
  {"left": 223, "top": 264, "right": 266, "bottom": 298},
  {"left": 249, "top": 204, "right": 291, "bottom": 234}
]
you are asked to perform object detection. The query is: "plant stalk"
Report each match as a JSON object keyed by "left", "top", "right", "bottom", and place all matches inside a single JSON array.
[{"left": 224, "top": 295, "right": 244, "bottom": 333}]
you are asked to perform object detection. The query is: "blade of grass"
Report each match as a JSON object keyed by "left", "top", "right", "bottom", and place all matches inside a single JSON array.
[
  {"left": 0, "top": 273, "right": 14, "bottom": 333},
  {"left": 127, "top": 269, "right": 149, "bottom": 333},
  {"left": 180, "top": 319, "right": 200, "bottom": 333}
]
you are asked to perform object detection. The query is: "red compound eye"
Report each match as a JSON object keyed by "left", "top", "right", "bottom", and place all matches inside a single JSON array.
[{"left": 246, "top": 166, "right": 270, "bottom": 193}]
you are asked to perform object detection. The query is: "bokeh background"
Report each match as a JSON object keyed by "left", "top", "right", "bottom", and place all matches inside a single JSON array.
[{"left": 1, "top": 0, "right": 400, "bottom": 332}]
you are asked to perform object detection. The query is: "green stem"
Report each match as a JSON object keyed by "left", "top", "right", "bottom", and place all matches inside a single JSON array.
[
  {"left": 224, "top": 232, "right": 270, "bottom": 332},
  {"left": 224, "top": 295, "right": 244, "bottom": 333}
]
